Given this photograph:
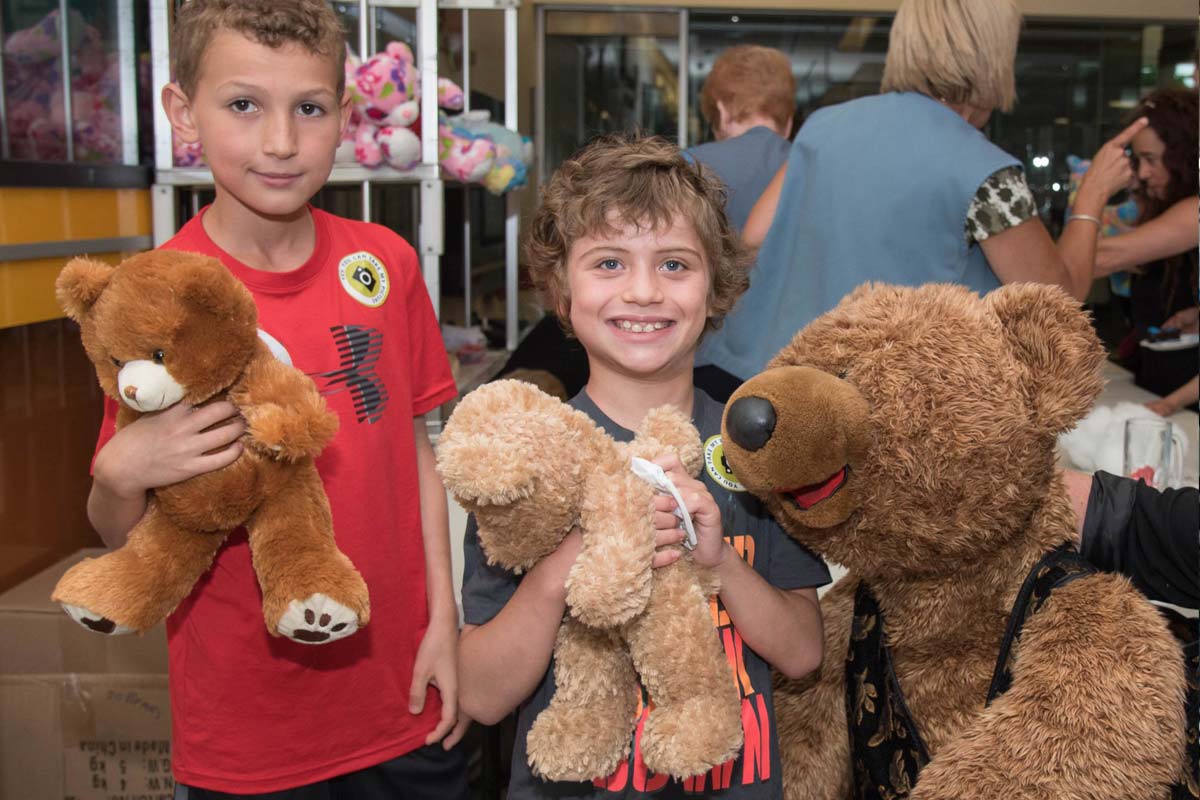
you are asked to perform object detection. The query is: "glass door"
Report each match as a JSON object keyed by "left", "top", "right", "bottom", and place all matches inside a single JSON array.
[{"left": 539, "top": 9, "right": 682, "bottom": 175}]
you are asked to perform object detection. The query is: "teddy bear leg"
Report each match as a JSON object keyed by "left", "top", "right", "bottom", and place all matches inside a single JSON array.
[
  {"left": 626, "top": 561, "right": 743, "bottom": 779},
  {"left": 566, "top": 469, "right": 657, "bottom": 628},
  {"left": 526, "top": 617, "right": 640, "bottom": 782},
  {"left": 52, "top": 504, "right": 228, "bottom": 634},
  {"left": 245, "top": 466, "right": 370, "bottom": 644}
]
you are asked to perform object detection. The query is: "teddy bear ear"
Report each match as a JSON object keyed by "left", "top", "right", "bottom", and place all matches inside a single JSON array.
[
  {"left": 56, "top": 257, "right": 116, "bottom": 321},
  {"left": 985, "top": 283, "right": 1105, "bottom": 434},
  {"left": 177, "top": 255, "right": 256, "bottom": 323}
]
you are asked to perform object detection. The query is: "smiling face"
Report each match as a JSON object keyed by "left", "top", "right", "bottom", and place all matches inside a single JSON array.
[
  {"left": 166, "top": 29, "right": 350, "bottom": 221},
  {"left": 565, "top": 213, "right": 712, "bottom": 384}
]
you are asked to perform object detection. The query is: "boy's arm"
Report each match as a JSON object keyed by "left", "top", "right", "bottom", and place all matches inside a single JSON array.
[
  {"left": 743, "top": 162, "right": 787, "bottom": 249},
  {"left": 712, "top": 556, "right": 823, "bottom": 679},
  {"left": 411, "top": 416, "right": 468, "bottom": 747},
  {"left": 458, "top": 529, "right": 581, "bottom": 726},
  {"left": 654, "top": 454, "right": 824, "bottom": 680},
  {"left": 89, "top": 401, "right": 245, "bottom": 548}
]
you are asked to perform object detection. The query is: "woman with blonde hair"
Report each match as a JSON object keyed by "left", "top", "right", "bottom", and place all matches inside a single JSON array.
[{"left": 702, "top": 0, "right": 1138, "bottom": 385}]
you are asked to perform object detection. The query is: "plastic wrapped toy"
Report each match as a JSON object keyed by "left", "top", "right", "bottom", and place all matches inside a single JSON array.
[
  {"left": 444, "top": 111, "right": 533, "bottom": 194},
  {"left": 438, "top": 114, "right": 497, "bottom": 183}
]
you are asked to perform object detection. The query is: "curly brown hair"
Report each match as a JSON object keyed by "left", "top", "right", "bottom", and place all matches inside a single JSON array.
[
  {"left": 1131, "top": 88, "right": 1199, "bottom": 312},
  {"left": 525, "top": 134, "right": 751, "bottom": 336},
  {"left": 1132, "top": 88, "right": 1198, "bottom": 221},
  {"left": 172, "top": 0, "right": 346, "bottom": 99}
]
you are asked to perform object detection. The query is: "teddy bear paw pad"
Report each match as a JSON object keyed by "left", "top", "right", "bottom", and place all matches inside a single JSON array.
[
  {"left": 277, "top": 594, "right": 359, "bottom": 644},
  {"left": 62, "top": 603, "right": 135, "bottom": 635}
]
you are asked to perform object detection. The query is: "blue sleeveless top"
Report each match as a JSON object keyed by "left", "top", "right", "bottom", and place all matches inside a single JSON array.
[{"left": 698, "top": 92, "right": 1020, "bottom": 380}]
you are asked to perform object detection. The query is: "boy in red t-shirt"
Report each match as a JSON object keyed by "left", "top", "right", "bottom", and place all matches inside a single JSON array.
[{"left": 87, "top": 1, "right": 467, "bottom": 796}]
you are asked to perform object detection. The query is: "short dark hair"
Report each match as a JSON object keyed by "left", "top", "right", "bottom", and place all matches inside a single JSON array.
[{"left": 173, "top": 0, "right": 346, "bottom": 98}]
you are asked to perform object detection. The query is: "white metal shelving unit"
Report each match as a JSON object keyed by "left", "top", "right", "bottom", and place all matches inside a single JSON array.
[{"left": 149, "top": 0, "right": 522, "bottom": 347}]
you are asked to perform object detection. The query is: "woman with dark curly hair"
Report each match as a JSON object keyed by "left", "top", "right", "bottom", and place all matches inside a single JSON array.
[{"left": 1092, "top": 88, "right": 1199, "bottom": 408}]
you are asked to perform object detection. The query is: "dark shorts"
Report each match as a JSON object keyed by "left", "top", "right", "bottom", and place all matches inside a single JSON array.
[{"left": 175, "top": 743, "right": 470, "bottom": 800}]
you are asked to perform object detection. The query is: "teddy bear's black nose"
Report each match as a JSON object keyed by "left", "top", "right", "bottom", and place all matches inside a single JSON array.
[{"left": 726, "top": 396, "right": 776, "bottom": 452}]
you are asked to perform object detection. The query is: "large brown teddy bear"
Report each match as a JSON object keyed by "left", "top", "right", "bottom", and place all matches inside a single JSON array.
[
  {"left": 720, "top": 283, "right": 1189, "bottom": 800},
  {"left": 437, "top": 380, "right": 743, "bottom": 781},
  {"left": 53, "top": 250, "right": 370, "bottom": 645}
]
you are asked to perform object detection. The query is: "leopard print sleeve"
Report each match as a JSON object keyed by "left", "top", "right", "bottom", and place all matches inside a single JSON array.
[{"left": 965, "top": 166, "right": 1037, "bottom": 243}]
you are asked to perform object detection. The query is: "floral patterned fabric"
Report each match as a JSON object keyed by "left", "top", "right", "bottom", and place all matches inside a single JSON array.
[
  {"left": 965, "top": 165, "right": 1036, "bottom": 243},
  {"left": 846, "top": 545, "right": 1100, "bottom": 800}
]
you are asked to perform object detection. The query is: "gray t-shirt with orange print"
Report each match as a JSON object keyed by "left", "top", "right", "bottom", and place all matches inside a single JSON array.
[{"left": 460, "top": 389, "right": 831, "bottom": 800}]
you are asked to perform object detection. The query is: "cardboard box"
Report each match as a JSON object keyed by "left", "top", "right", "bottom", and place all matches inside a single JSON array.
[
  {"left": 0, "top": 550, "right": 172, "bottom": 800},
  {"left": 0, "top": 549, "right": 167, "bottom": 674},
  {"left": 1, "top": 675, "right": 173, "bottom": 800}
]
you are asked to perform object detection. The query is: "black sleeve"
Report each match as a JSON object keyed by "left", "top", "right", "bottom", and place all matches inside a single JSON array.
[
  {"left": 460, "top": 513, "right": 521, "bottom": 626},
  {"left": 1080, "top": 471, "right": 1199, "bottom": 608}
]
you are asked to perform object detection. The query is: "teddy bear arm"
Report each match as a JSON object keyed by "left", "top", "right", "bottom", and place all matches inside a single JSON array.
[
  {"left": 472, "top": 498, "right": 576, "bottom": 573},
  {"left": 634, "top": 406, "right": 704, "bottom": 476},
  {"left": 909, "top": 574, "right": 1186, "bottom": 800},
  {"left": 231, "top": 351, "right": 338, "bottom": 461},
  {"left": 565, "top": 469, "right": 656, "bottom": 627}
]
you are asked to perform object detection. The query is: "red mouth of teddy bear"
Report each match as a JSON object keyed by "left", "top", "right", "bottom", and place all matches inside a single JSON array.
[{"left": 781, "top": 466, "right": 849, "bottom": 510}]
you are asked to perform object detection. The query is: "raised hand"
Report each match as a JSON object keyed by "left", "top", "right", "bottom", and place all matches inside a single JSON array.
[{"left": 1078, "top": 117, "right": 1149, "bottom": 205}]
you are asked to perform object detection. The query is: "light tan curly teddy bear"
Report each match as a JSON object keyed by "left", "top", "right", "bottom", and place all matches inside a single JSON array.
[{"left": 438, "top": 379, "right": 742, "bottom": 781}]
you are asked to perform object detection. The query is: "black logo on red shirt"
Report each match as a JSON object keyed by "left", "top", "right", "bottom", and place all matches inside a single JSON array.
[{"left": 311, "top": 326, "right": 388, "bottom": 424}]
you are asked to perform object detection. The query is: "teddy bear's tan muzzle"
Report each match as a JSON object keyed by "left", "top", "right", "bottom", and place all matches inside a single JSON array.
[{"left": 723, "top": 366, "right": 871, "bottom": 527}]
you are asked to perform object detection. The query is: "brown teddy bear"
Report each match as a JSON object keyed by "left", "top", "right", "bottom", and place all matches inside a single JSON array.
[
  {"left": 437, "top": 379, "right": 743, "bottom": 781},
  {"left": 720, "top": 282, "right": 1189, "bottom": 800},
  {"left": 52, "top": 250, "right": 370, "bottom": 645}
]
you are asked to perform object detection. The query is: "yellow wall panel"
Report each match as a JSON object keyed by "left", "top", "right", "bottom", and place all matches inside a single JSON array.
[
  {"left": 0, "top": 188, "right": 151, "bottom": 244},
  {"left": 0, "top": 252, "right": 129, "bottom": 329}
]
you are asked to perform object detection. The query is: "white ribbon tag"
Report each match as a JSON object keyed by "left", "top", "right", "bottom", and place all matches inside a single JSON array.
[{"left": 630, "top": 456, "right": 697, "bottom": 550}]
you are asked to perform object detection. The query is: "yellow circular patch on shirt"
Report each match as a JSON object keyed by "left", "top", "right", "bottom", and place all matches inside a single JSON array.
[
  {"left": 704, "top": 434, "right": 745, "bottom": 492},
  {"left": 338, "top": 251, "right": 390, "bottom": 308}
]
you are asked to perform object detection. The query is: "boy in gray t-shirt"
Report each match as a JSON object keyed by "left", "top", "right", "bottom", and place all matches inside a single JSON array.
[{"left": 458, "top": 135, "right": 830, "bottom": 799}]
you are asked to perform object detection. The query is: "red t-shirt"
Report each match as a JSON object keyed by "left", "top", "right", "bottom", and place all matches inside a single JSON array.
[{"left": 93, "top": 207, "right": 457, "bottom": 792}]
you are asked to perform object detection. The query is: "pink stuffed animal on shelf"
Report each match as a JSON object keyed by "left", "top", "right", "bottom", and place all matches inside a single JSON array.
[
  {"left": 339, "top": 40, "right": 530, "bottom": 188},
  {"left": 343, "top": 41, "right": 474, "bottom": 174},
  {"left": 437, "top": 78, "right": 464, "bottom": 112},
  {"left": 345, "top": 41, "right": 425, "bottom": 170},
  {"left": 352, "top": 41, "right": 420, "bottom": 128}
]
